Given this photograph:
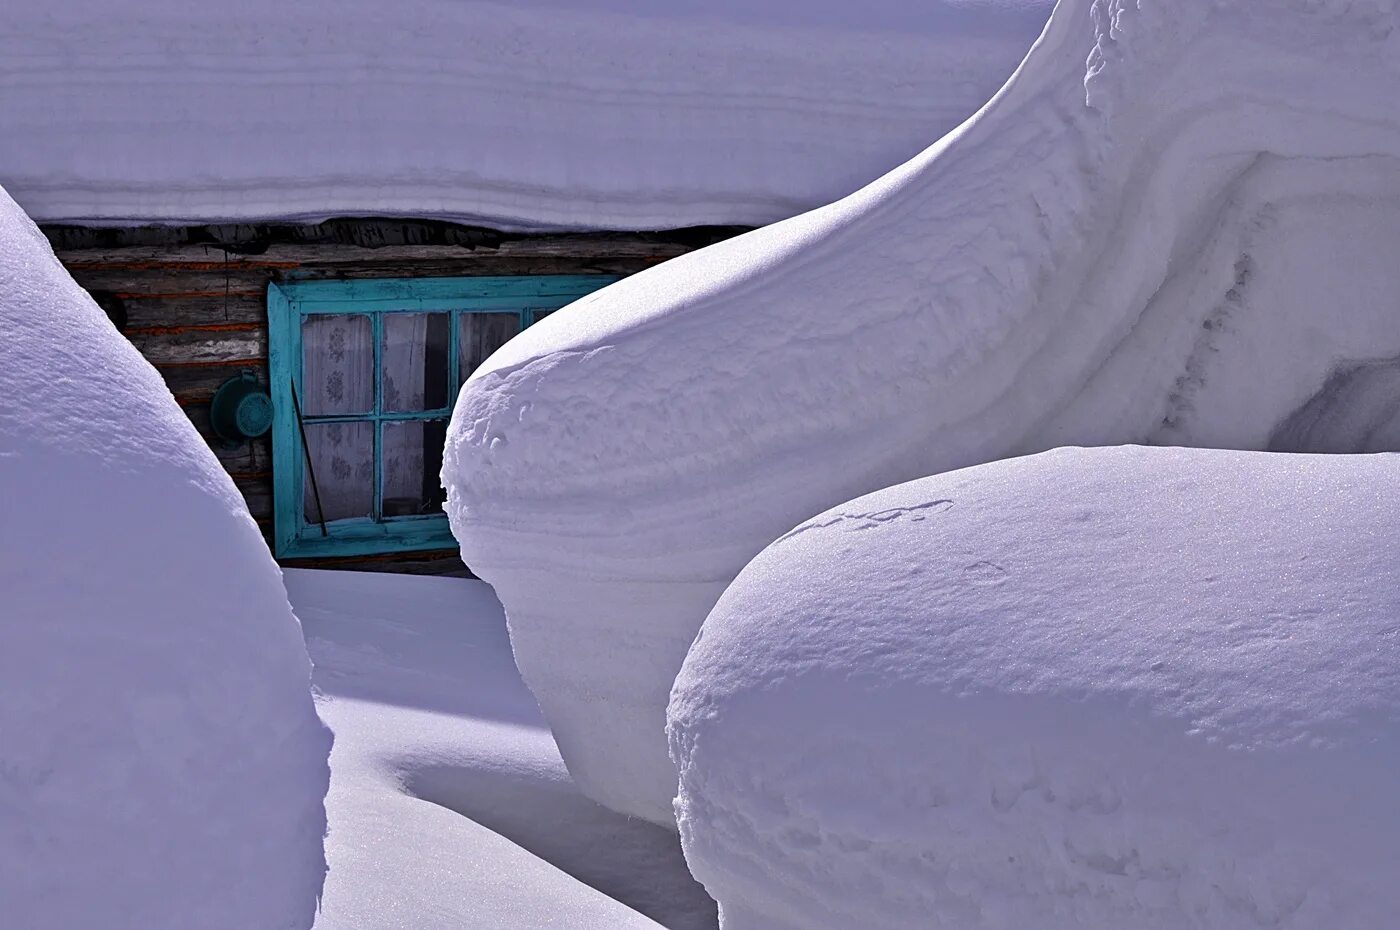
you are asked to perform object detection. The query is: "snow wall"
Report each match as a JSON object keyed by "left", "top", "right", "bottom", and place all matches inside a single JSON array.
[
  {"left": 0, "top": 186, "right": 331, "bottom": 930},
  {"left": 669, "top": 446, "right": 1400, "bottom": 930},
  {"left": 0, "top": 0, "right": 1049, "bottom": 230},
  {"left": 444, "top": 0, "right": 1400, "bottom": 824}
]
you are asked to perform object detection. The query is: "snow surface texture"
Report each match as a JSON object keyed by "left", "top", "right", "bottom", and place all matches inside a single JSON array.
[
  {"left": 289, "top": 569, "right": 715, "bottom": 930},
  {"left": 670, "top": 446, "right": 1400, "bottom": 930},
  {"left": 0, "top": 0, "right": 1050, "bottom": 230},
  {"left": 444, "top": 0, "right": 1400, "bottom": 823},
  {"left": 0, "top": 186, "right": 330, "bottom": 930}
]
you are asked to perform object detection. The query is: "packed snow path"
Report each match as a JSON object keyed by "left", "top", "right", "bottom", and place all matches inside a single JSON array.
[
  {"left": 670, "top": 446, "right": 1400, "bottom": 930},
  {"left": 1, "top": 0, "right": 1050, "bottom": 230},
  {"left": 290, "top": 570, "right": 716, "bottom": 930},
  {"left": 445, "top": 0, "right": 1400, "bottom": 822},
  {"left": 0, "top": 185, "right": 330, "bottom": 930}
]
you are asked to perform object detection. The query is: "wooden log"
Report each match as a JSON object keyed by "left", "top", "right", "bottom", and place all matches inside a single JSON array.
[
  {"left": 63, "top": 254, "right": 667, "bottom": 299},
  {"left": 60, "top": 256, "right": 300, "bottom": 272},
  {"left": 159, "top": 362, "right": 268, "bottom": 407},
  {"left": 63, "top": 266, "right": 273, "bottom": 298},
  {"left": 211, "top": 440, "right": 274, "bottom": 479},
  {"left": 127, "top": 325, "right": 266, "bottom": 367},
  {"left": 233, "top": 476, "right": 276, "bottom": 520},
  {"left": 282, "top": 255, "right": 667, "bottom": 279},
  {"left": 52, "top": 233, "right": 701, "bottom": 268},
  {"left": 111, "top": 293, "right": 268, "bottom": 329},
  {"left": 178, "top": 404, "right": 274, "bottom": 475},
  {"left": 279, "top": 549, "right": 470, "bottom": 576}
]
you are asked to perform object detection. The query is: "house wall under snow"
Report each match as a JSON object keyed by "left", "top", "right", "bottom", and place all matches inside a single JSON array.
[{"left": 44, "top": 220, "right": 735, "bottom": 573}]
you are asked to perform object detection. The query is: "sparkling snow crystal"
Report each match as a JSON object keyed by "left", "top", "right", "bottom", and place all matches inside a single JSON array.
[
  {"left": 0, "top": 186, "right": 331, "bottom": 930},
  {"left": 669, "top": 447, "right": 1400, "bottom": 930}
]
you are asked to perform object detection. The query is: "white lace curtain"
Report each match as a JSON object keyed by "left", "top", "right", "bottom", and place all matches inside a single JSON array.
[
  {"left": 381, "top": 313, "right": 434, "bottom": 515},
  {"left": 299, "top": 313, "right": 431, "bottom": 523}
]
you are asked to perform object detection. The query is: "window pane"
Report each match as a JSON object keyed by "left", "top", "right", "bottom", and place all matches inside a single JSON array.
[
  {"left": 381, "top": 419, "right": 448, "bottom": 518},
  {"left": 382, "top": 312, "right": 451, "bottom": 413},
  {"left": 458, "top": 312, "right": 521, "bottom": 385},
  {"left": 530, "top": 309, "right": 555, "bottom": 325},
  {"left": 301, "top": 314, "right": 374, "bottom": 415},
  {"left": 303, "top": 421, "right": 374, "bottom": 523}
]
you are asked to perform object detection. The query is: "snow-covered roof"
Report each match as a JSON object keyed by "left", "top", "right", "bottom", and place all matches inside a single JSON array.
[{"left": 0, "top": 0, "right": 1050, "bottom": 231}]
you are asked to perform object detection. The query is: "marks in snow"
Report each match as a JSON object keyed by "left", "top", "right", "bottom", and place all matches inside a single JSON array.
[
  {"left": 962, "top": 560, "right": 1010, "bottom": 586},
  {"left": 1157, "top": 252, "right": 1254, "bottom": 440},
  {"left": 1269, "top": 353, "right": 1400, "bottom": 453},
  {"left": 779, "top": 499, "right": 954, "bottom": 543}
]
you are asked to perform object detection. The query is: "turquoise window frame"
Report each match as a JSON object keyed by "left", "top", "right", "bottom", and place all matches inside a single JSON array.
[{"left": 267, "top": 275, "right": 618, "bottom": 559}]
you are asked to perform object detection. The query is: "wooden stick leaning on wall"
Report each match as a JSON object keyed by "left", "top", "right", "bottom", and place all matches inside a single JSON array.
[{"left": 290, "top": 380, "right": 329, "bottom": 537}]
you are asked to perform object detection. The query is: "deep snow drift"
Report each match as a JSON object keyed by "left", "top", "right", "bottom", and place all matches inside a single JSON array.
[
  {"left": 1, "top": 0, "right": 1050, "bottom": 230},
  {"left": 0, "top": 186, "right": 330, "bottom": 930},
  {"left": 670, "top": 446, "right": 1400, "bottom": 930},
  {"left": 444, "top": 0, "right": 1400, "bottom": 822}
]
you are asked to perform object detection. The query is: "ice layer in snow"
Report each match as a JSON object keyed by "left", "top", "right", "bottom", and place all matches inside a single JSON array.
[
  {"left": 0, "top": 185, "right": 330, "bottom": 930},
  {"left": 444, "top": 0, "right": 1400, "bottom": 822},
  {"left": 669, "top": 446, "right": 1400, "bottom": 930},
  {"left": 0, "top": 0, "right": 1050, "bottom": 230}
]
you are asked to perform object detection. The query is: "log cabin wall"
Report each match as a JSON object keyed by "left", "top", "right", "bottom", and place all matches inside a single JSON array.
[{"left": 44, "top": 219, "right": 741, "bottom": 574}]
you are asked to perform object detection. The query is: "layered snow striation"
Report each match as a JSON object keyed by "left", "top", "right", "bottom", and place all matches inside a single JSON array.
[
  {"left": 669, "top": 446, "right": 1400, "bottom": 930},
  {"left": 0, "top": 186, "right": 330, "bottom": 930},
  {"left": 444, "top": 0, "right": 1400, "bottom": 824},
  {"left": 0, "top": 0, "right": 1050, "bottom": 230}
]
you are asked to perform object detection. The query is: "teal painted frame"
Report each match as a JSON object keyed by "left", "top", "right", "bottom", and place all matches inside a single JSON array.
[{"left": 267, "top": 274, "right": 619, "bottom": 559}]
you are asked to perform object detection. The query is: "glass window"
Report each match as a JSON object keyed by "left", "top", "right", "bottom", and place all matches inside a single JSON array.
[
  {"left": 458, "top": 312, "right": 521, "bottom": 385},
  {"left": 382, "top": 419, "right": 448, "bottom": 518},
  {"left": 301, "top": 314, "right": 373, "bottom": 415},
  {"left": 383, "top": 312, "right": 451, "bottom": 413},
  {"left": 270, "top": 275, "right": 619, "bottom": 558},
  {"left": 302, "top": 421, "right": 374, "bottom": 523}
]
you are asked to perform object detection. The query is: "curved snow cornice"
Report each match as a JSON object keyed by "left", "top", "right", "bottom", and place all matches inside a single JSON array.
[
  {"left": 0, "top": 0, "right": 1049, "bottom": 230},
  {"left": 445, "top": 0, "right": 1400, "bottom": 823}
]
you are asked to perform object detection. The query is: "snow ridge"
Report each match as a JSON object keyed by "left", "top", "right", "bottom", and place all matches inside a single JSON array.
[{"left": 445, "top": 0, "right": 1400, "bottom": 824}]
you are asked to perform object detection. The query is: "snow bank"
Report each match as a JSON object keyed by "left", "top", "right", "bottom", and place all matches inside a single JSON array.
[
  {"left": 670, "top": 446, "right": 1400, "bottom": 930},
  {"left": 444, "top": 0, "right": 1400, "bottom": 823},
  {"left": 0, "top": 186, "right": 330, "bottom": 930},
  {"left": 0, "top": 0, "right": 1049, "bottom": 230}
]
